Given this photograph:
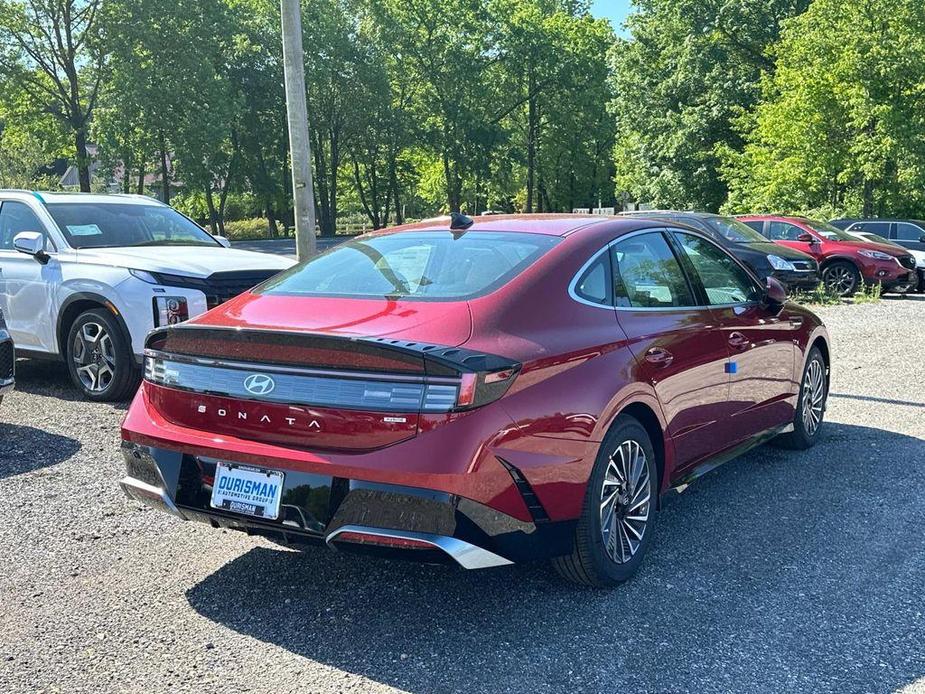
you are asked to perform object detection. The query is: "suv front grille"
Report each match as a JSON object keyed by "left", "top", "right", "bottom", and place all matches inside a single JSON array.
[
  {"left": 899, "top": 255, "right": 916, "bottom": 270},
  {"left": 151, "top": 270, "right": 282, "bottom": 309},
  {"left": 0, "top": 340, "right": 14, "bottom": 382}
]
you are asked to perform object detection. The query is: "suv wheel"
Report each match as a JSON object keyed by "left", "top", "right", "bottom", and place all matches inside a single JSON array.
[
  {"left": 772, "top": 347, "right": 828, "bottom": 450},
  {"left": 822, "top": 261, "right": 861, "bottom": 296},
  {"left": 66, "top": 308, "right": 138, "bottom": 402},
  {"left": 553, "top": 415, "right": 657, "bottom": 587}
]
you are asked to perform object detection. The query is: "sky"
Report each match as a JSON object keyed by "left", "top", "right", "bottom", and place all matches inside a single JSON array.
[{"left": 591, "top": 0, "right": 632, "bottom": 34}]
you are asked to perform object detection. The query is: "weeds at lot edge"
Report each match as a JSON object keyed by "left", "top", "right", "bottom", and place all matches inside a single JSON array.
[{"left": 790, "top": 282, "right": 883, "bottom": 307}]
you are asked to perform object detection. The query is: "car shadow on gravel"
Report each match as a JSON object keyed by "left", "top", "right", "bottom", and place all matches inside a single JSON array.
[
  {"left": 186, "top": 422, "right": 925, "bottom": 694},
  {"left": 11, "top": 358, "right": 131, "bottom": 408},
  {"left": 0, "top": 423, "right": 81, "bottom": 479}
]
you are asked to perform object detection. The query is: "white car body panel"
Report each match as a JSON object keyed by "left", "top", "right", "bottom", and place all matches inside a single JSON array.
[{"left": 0, "top": 191, "right": 295, "bottom": 359}]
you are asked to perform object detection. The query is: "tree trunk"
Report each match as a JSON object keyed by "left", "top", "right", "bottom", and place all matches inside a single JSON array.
[
  {"left": 159, "top": 133, "right": 170, "bottom": 204},
  {"left": 121, "top": 152, "right": 132, "bottom": 194},
  {"left": 526, "top": 65, "right": 537, "bottom": 214},
  {"left": 862, "top": 178, "right": 874, "bottom": 217},
  {"left": 75, "top": 128, "right": 92, "bottom": 192},
  {"left": 265, "top": 198, "right": 279, "bottom": 238},
  {"left": 136, "top": 163, "right": 145, "bottom": 195},
  {"left": 389, "top": 157, "right": 403, "bottom": 225},
  {"left": 205, "top": 188, "right": 219, "bottom": 235}
]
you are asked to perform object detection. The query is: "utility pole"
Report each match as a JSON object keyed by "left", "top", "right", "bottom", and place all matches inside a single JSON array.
[{"left": 280, "top": 0, "right": 317, "bottom": 261}]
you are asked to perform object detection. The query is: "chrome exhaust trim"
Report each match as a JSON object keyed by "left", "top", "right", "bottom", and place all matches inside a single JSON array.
[
  {"left": 119, "top": 476, "right": 186, "bottom": 520},
  {"left": 326, "top": 524, "right": 513, "bottom": 570}
]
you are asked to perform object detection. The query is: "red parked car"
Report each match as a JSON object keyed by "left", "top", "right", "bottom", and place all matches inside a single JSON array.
[
  {"left": 120, "top": 214, "right": 830, "bottom": 587},
  {"left": 738, "top": 215, "right": 917, "bottom": 296}
]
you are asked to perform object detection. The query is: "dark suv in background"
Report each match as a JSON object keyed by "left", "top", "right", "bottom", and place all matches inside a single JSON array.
[
  {"left": 619, "top": 211, "right": 820, "bottom": 291},
  {"left": 830, "top": 218, "right": 925, "bottom": 255}
]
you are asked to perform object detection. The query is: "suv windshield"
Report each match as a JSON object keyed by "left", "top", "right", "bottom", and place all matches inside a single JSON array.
[
  {"left": 702, "top": 216, "right": 768, "bottom": 243},
  {"left": 805, "top": 220, "right": 856, "bottom": 241},
  {"left": 46, "top": 203, "right": 219, "bottom": 249},
  {"left": 259, "top": 231, "right": 558, "bottom": 300}
]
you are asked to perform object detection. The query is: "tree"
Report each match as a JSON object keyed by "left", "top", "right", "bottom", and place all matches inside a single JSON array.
[
  {"left": 0, "top": 0, "right": 107, "bottom": 191},
  {"left": 610, "top": 0, "right": 809, "bottom": 211},
  {"left": 721, "top": 0, "right": 925, "bottom": 218}
]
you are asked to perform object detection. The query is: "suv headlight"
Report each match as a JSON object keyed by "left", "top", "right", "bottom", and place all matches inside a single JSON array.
[
  {"left": 857, "top": 249, "right": 893, "bottom": 261},
  {"left": 129, "top": 269, "right": 160, "bottom": 284},
  {"left": 767, "top": 255, "right": 796, "bottom": 271}
]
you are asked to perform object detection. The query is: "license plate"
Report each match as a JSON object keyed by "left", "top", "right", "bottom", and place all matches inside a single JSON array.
[{"left": 210, "top": 463, "right": 284, "bottom": 520}]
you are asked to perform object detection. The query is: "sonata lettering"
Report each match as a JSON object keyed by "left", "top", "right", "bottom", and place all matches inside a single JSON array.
[{"left": 195, "top": 404, "right": 322, "bottom": 431}]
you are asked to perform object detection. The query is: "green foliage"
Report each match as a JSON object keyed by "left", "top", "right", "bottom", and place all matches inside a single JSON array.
[
  {"left": 789, "top": 283, "right": 843, "bottom": 307},
  {"left": 722, "top": 0, "right": 925, "bottom": 217},
  {"left": 852, "top": 282, "right": 883, "bottom": 304},
  {"left": 223, "top": 217, "right": 288, "bottom": 240}
]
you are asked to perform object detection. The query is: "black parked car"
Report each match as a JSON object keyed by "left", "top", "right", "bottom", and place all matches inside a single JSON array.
[
  {"left": 0, "top": 309, "right": 14, "bottom": 408},
  {"left": 620, "top": 211, "right": 820, "bottom": 291}
]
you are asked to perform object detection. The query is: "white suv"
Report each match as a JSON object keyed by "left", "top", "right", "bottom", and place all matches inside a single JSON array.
[{"left": 0, "top": 191, "right": 294, "bottom": 400}]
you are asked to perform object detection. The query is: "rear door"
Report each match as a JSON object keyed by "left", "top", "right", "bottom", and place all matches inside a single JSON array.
[
  {"left": 670, "top": 230, "right": 798, "bottom": 440},
  {"left": 610, "top": 230, "right": 734, "bottom": 470}
]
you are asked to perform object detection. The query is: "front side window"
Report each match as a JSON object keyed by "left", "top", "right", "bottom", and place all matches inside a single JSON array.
[
  {"left": 894, "top": 222, "right": 925, "bottom": 241},
  {"left": 767, "top": 221, "right": 805, "bottom": 241},
  {"left": 45, "top": 203, "right": 219, "bottom": 249},
  {"left": 0, "top": 201, "right": 47, "bottom": 250},
  {"left": 672, "top": 232, "right": 761, "bottom": 305},
  {"left": 610, "top": 232, "right": 694, "bottom": 308},
  {"left": 259, "top": 231, "right": 558, "bottom": 301}
]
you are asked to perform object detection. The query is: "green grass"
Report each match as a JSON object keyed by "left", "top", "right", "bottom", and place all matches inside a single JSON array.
[{"left": 789, "top": 281, "right": 883, "bottom": 307}]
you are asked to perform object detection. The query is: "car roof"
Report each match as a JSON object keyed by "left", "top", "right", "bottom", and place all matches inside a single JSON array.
[
  {"left": 371, "top": 214, "right": 623, "bottom": 237},
  {"left": 0, "top": 190, "right": 166, "bottom": 206},
  {"left": 619, "top": 210, "right": 726, "bottom": 220}
]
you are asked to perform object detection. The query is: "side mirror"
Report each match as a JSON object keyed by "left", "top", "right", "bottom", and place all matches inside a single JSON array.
[
  {"left": 796, "top": 233, "right": 815, "bottom": 243},
  {"left": 213, "top": 235, "right": 231, "bottom": 248},
  {"left": 764, "top": 276, "right": 788, "bottom": 309},
  {"left": 919, "top": 235, "right": 925, "bottom": 243},
  {"left": 13, "top": 231, "right": 49, "bottom": 264}
]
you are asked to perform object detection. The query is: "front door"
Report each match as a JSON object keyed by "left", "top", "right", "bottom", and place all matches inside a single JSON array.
[
  {"left": 669, "top": 230, "right": 799, "bottom": 440},
  {"left": 610, "top": 230, "right": 734, "bottom": 470},
  {"left": 0, "top": 200, "right": 59, "bottom": 352}
]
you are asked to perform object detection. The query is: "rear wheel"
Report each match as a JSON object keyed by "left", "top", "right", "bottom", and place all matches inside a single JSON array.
[
  {"left": 66, "top": 308, "right": 138, "bottom": 402},
  {"left": 773, "top": 347, "right": 827, "bottom": 450},
  {"left": 553, "top": 415, "right": 658, "bottom": 588},
  {"left": 822, "top": 261, "right": 861, "bottom": 296}
]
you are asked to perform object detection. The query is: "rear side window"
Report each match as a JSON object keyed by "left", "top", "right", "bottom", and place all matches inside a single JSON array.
[
  {"left": 741, "top": 220, "right": 765, "bottom": 235},
  {"left": 672, "top": 232, "right": 761, "bottom": 305},
  {"left": 259, "top": 231, "right": 559, "bottom": 301},
  {"left": 894, "top": 222, "right": 924, "bottom": 241},
  {"left": 573, "top": 253, "right": 612, "bottom": 306},
  {"left": 610, "top": 232, "right": 694, "bottom": 308}
]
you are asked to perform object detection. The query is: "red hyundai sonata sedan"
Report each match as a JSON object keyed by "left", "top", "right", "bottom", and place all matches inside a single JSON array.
[{"left": 119, "top": 214, "right": 830, "bottom": 586}]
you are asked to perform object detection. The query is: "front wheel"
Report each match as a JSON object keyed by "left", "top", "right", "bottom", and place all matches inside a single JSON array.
[
  {"left": 822, "top": 261, "right": 861, "bottom": 297},
  {"left": 66, "top": 308, "right": 139, "bottom": 402},
  {"left": 553, "top": 415, "right": 658, "bottom": 587},
  {"left": 773, "top": 347, "right": 828, "bottom": 450}
]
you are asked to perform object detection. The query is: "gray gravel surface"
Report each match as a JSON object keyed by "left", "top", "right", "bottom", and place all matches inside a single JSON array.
[{"left": 1, "top": 296, "right": 924, "bottom": 694}]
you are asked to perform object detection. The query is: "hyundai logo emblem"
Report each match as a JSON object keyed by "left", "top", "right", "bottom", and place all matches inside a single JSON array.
[{"left": 243, "top": 373, "right": 276, "bottom": 396}]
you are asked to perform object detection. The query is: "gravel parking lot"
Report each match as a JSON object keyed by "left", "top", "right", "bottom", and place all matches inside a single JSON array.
[{"left": 1, "top": 297, "right": 924, "bottom": 694}]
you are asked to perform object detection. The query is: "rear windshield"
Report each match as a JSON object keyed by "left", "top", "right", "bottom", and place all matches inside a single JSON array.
[
  {"left": 46, "top": 202, "right": 219, "bottom": 249},
  {"left": 805, "top": 220, "right": 856, "bottom": 241},
  {"left": 259, "top": 231, "right": 559, "bottom": 300}
]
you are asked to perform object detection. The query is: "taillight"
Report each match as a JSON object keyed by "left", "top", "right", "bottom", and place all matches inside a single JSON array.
[
  {"left": 153, "top": 297, "right": 189, "bottom": 326},
  {"left": 451, "top": 367, "right": 519, "bottom": 411}
]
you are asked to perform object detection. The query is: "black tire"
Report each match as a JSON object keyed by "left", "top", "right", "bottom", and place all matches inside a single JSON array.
[
  {"left": 65, "top": 308, "right": 139, "bottom": 402},
  {"left": 553, "top": 415, "right": 658, "bottom": 588},
  {"left": 772, "top": 346, "right": 828, "bottom": 450},
  {"left": 822, "top": 260, "right": 861, "bottom": 296}
]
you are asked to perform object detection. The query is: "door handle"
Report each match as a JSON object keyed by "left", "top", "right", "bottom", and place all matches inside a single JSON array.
[
  {"left": 645, "top": 347, "right": 674, "bottom": 366},
  {"left": 728, "top": 331, "right": 750, "bottom": 350}
]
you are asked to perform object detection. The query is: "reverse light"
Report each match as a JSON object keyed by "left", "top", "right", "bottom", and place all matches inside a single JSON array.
[
  {"left": 858, "top": 249, "right": 893, "bottom": 261},
  {"left": 153, "top": 297, "right": 189, "bottom": 326},
  {"left": 767, "top": 255, "right": 796, "bottom": 271}
]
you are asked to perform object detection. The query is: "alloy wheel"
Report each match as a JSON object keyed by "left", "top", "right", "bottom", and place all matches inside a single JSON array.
[
  {"left": 73, "top": 322, "right": 116, "bottom": 393},
  {"left": 801, "top": 357, "right": 826, "bottom": 436},
  {"left": 824, "top": 266, "right": 856, "bottom": 296},
  {"left": 600, "top": 439, "right": 651, "bottom": 564}
]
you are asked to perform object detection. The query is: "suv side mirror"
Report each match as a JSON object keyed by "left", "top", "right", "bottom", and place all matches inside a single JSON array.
[
  {"left": 13, "top": 231, "right": 49, "bottom": 264},
  {"left": 796, "top": 233, "right": 815, "bottom": 243},
  {"left": 764, "top": 276, "right": 788, "bottom": 310},
  {"left": 213, "top": 235, "right": 231, "bottom": 248}
]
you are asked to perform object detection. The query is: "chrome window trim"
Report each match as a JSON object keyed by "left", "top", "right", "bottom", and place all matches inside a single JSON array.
[{"left": 567, "top": 227, "right": 762, "bottom": 313}]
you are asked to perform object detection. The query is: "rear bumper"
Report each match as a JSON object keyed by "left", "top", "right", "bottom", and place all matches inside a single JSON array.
[{"left": 118, "top": 441, "right": 576, "bottom": 568}]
